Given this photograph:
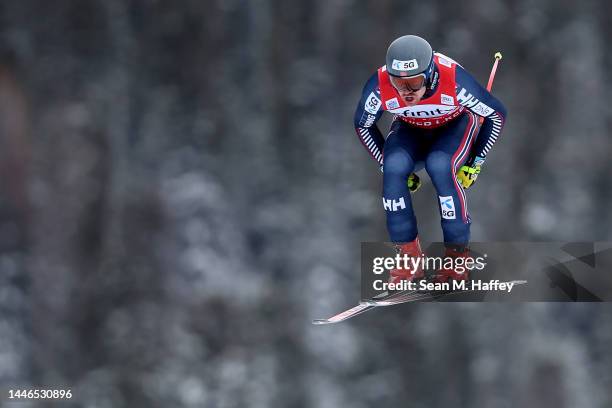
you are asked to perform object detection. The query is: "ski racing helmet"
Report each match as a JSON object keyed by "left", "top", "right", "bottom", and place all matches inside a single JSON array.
[{"left": 385, "top": 35, "right": 434, "bottom": 91}]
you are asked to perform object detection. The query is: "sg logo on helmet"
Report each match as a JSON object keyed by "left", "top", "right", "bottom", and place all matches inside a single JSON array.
[{"left": 391, "top": 59, "right": 419, "bottom": 71}]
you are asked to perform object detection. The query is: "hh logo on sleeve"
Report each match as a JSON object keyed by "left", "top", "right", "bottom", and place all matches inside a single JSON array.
[{"left": 439, "top": 196, "right": 456, "bottom": 219}]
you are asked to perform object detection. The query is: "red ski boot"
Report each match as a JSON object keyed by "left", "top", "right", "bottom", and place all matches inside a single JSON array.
[
  {"left": 389, "top": 237, "right": 425, "bottom": 284},
  {"left": 434, "top": 246, "right": 471, "bottom": 283}
]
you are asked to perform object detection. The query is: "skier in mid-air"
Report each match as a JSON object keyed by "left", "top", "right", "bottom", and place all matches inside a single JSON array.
[{"left": 354, "top": 35, "right": 507, "bottom": 283}]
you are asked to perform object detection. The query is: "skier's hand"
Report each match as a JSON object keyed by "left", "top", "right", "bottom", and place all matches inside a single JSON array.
[
  {"left": 456, "top": 164, "right": 481, "bottom": 189},
  {"left": 407, "top": 173, "right": 421, "bottom": 193}
]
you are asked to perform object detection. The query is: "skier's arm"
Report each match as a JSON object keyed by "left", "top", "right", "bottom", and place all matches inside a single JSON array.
[
  {"left": 455, "top": 65, "right": 507, "bottom": 166},
  {"left": 353, "top": 72, "right": 385, "bottom": 165}
]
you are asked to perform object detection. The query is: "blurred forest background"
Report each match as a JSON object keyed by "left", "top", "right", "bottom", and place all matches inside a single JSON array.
[{"left": 1, "top": 0, "right": 612, "bottom": 407}]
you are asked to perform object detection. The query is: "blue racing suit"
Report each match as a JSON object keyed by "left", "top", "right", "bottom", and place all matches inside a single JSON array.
[{"left": 354, "top": 53, "right": 507, "bottom": 246}]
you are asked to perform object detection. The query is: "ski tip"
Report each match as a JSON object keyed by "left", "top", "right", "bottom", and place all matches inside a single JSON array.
[{"left": 312, "top": 319, "right": 332, "bottom": 325}]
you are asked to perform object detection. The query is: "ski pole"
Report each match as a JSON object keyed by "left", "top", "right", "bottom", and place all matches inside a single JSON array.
[
  {"left": 486, "top": 51, "right": 503, "bottom": 91},
  {"left": 479, "top": 51, "right": 503, "bottom": 125}
]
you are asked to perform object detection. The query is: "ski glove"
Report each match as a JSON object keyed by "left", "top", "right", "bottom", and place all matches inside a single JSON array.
[
  {"left": 407, "top": 173, "right": 421, "bottom": 193},
  {"left": 457, "top": 164, "right": 481, "bottom": 189}
]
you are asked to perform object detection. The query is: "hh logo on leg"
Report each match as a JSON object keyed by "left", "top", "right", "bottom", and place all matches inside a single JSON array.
[
  {"left": 382, "top": 197, "right": 406, "bottom": 211},
  {"left": 439, "top": 196, "right": 456, "bottom": 219}
]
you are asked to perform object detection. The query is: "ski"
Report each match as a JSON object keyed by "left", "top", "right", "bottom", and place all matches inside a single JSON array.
[
  {"left": 312, "top": 288, "right": 426, "bottom": 325},
  {"left": 312, "top": 303, "right": 375, "bottom": 325},
  {"left": 312, "top": 280, "right": 528, "bottom": 324}
]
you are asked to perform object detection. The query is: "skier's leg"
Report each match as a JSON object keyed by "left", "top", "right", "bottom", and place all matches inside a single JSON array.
[
  {"left": 425, "top": 112, "right": 479, "bottom": 246},
  {"left": 382, "top": 120, "right": 427, "bottom": 243}
]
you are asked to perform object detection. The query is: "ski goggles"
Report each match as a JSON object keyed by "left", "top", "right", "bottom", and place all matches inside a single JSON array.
[{"left": 389, "top": 73, "right": 427, "bottom": 92}]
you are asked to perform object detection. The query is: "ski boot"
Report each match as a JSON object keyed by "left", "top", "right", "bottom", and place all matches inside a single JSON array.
[
  {"left": 433, "top": 245, "right": 471, "bottom": 283},
  {"left": 389, "top": 237, "right": 425, "bottom": 284}
]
